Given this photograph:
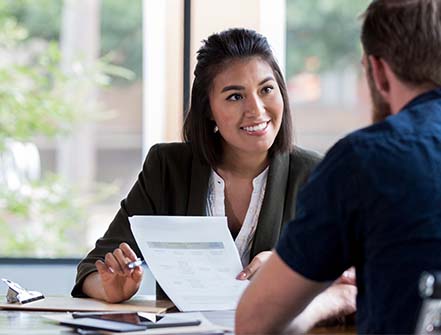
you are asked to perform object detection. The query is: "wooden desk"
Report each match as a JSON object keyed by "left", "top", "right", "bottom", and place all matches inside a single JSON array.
[
  {"left": 309, "top": 325, "right": 356, "bottom": 334},
  {"left": 0, "top": 295, "right": 174, "bottom": 334},
  {"left": 0, "top": 310, "right": 71, "bottom": 335},
  {"left": 0, "top": 309, "right": 357, "bottom": 335}
]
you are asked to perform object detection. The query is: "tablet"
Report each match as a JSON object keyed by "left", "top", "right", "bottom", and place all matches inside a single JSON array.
[
  {"left": 60, "top": 317, "right": 147, "bottom": 332},
  {"left": 72, "top": 311, "right": 143, "bottom": 323}
]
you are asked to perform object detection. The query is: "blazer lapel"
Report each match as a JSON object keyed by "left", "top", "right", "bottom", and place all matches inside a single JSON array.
[
  {"left": 250, "top": 151, "right": 290, "bottom": 259},
  {"left": 186, "top": 156, "right": 211, "bottom": 216}
]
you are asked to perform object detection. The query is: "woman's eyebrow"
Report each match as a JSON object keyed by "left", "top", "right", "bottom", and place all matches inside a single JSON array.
[
  {"left": 221, "top": 77, "right": 275, "bottom": 93},
  {"left": 258, "top": 76, "right": 275, "bottom": 85},
  {"left": 221, "top": 85, "right": 244, "bottom": 93}
]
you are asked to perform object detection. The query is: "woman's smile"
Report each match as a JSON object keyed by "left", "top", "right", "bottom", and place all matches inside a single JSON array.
[{"left": 240, "top": 121, "right": 270, "bottom": 135}]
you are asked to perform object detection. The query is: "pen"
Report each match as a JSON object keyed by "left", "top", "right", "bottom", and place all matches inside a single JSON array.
[
  {"left": 127, "top": 258, "right": 145, "bottom": 269},
  {"left": 145, "top": 320, "right": 201, "bottom": 329}
]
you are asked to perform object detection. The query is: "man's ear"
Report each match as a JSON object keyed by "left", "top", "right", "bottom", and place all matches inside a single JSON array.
[{"left": 368, "top": 55, "right": 391, "bottom": 100}]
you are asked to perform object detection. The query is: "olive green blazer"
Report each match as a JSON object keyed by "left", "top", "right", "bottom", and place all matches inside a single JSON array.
[{"left": 72, "top": 142, "right": 320, "bottom": 297}]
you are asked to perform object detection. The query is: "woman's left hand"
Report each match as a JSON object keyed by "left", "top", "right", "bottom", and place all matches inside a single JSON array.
[{"left": 236, "top": 251, "right": 272, "bottom": 280}]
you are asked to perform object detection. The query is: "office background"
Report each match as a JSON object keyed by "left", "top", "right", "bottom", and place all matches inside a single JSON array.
[{"left": 0, "top": 0, "right": 370, "bottom": 294}]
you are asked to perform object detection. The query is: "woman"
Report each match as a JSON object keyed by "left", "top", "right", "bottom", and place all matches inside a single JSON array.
[{"left": 72, "top": 30, "right": 354, "bottom": 325}]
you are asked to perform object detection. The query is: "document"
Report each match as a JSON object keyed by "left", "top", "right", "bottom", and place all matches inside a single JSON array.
[
  {"left": 129, "top": 216, "right": 249, "bottom": 312},
  {"left": 163, "top": 310, "right": 235, "bottom": 331}
]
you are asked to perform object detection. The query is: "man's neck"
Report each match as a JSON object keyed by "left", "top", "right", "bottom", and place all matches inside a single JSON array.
[{"left": 391, "top": 83, "right": 437, "bottom": 114}]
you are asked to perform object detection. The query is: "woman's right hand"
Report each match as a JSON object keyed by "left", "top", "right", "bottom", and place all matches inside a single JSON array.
[{"left": 94, "top": 242, "right": 144, "bottom": 303}]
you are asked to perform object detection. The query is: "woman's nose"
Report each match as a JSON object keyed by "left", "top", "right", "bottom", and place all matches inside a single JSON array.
[{"left": 244, "top": 95, "right": 264, "bottom": 117}]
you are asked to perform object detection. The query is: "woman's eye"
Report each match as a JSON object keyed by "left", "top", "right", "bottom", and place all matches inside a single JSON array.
[
  {"left": 226, "top": 93, "right": 243, "bottom": 101},
  {"left": 261, "top": 86, "right": 274, "bottom": 94}
]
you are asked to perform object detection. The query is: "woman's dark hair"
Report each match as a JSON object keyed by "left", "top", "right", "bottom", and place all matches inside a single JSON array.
[{"left": 183, "top": 28, "right": 293, "bottom": 167}]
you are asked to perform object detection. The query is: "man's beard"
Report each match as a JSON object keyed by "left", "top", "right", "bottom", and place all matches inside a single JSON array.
[{"left": 366, "top": 62, "right": 392, "bottom": 123}]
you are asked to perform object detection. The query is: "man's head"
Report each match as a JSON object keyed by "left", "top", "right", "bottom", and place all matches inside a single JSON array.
[{"left": 360, "top": 0, "right": 441, "bottom": 122}]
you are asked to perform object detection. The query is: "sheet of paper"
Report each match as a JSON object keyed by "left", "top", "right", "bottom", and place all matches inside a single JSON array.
[
  {"left": 129, "top": 216, "right": 249, "bottom": 312},
  {"left": 164, "top": 310, "right": 235, "bottom": 331}
]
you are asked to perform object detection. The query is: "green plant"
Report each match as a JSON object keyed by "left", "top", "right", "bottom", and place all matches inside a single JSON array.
[
  {"left": 286, "top": 0, "right": 370, "bottom": 77},
  {"left": 0, "top": 14, "right": 134, "bottom": 151},
  {"left": 0, "top": 174, "right": 118, "bottom": 257},
  {"left": 0, "top": 41, "right": 79, "bottom": 151},
  {"left": 2, "top": 0, "right": 142, "bottom": 82},
  {"left": 0, "top": 6, "right": 131, "bottom": 257}
]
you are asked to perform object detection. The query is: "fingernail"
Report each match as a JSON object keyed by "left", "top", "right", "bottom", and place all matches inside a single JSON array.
[{"left": 237, "top": 272, "right": 247, "bottom": 280}]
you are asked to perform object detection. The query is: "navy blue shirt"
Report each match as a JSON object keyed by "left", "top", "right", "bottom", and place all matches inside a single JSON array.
[{"left": 277, "top": 88, "right": 441, "bottom": 334}]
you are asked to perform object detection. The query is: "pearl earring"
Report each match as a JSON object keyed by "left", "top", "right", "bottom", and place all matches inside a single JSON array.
[{"left": 214, "top": 125, "right": 219, "bottom": 133}]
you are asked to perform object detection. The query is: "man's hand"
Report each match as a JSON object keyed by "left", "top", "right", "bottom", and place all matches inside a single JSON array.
[
  {"left": 93, "top": 242, "right": 143, "bottom": 303},
  {"left": 307, "top": 283, "right": 357, "bottom": 322},
  {"left": 236, "top": 252, "right": 327, "bottom": 334},
  {"left": 236, "top": 251, "right": 272, "bottom": 280},
  {"left": 335, "top": 267, "right": 356, "bottom": 285},
  {"left": 284, "top": 282, "right": 356, "bottom": 334}
]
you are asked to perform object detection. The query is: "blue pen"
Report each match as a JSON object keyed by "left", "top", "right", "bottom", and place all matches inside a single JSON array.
[{"left": 127, "top": 258, "right": 145, "bottom": 269}]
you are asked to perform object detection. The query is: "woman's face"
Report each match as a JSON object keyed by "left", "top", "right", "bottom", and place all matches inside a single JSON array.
[{"left": 209, "top": 57, "right": 284, "bottom": 159}]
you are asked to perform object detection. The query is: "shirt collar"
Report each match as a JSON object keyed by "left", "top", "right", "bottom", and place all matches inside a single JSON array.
[
  {"left": 211, "top": 166, "right": 269, "bottom": 192},
  {"left": 402, "top": 87, "right": 441, "bottom": 111}
]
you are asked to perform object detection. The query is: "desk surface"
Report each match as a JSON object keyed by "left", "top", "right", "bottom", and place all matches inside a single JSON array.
[
  {"left": 0, "top": 310, "right": 71, "bottom": 335},
  {"left": 0, "top": 309, "right": 356, "bottom": 335}
]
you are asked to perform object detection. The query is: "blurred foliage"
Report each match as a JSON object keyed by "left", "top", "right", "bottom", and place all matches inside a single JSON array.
[
  {"left": 100, "top": 0, "right": 143, "bottom": 81},
  {"left": 0, "top": 0, "right": 62, "bottom": 41},
  {"left": 0, "top": 1, "right": 134, "bottom": 150},
  {"left": 0, "top": 40, "right": 79, "bottom": 150},
  {"left": 2, "top": 0, "right": 142, "bottom": 82},
  {"left": 0, "top": 174, "right": 117, "bottom": 257},
  {"left": 0, "top": 1, "right": 129, "bottom": 256},
  {"left": 286, "top": 0, "right": 370, "bottom": 77}
]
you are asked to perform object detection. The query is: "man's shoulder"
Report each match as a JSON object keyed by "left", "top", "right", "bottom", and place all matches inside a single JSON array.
[
  {"left": 338, "top": 120, "right": 404, "bottom": 159},
  {"left": 345, "top": 121, "right": 392, "bottom": 144}
]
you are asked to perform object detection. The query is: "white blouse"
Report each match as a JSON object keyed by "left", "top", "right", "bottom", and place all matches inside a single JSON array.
[{"left": 206, "top": 167, "right": 269, "bottom": 267}]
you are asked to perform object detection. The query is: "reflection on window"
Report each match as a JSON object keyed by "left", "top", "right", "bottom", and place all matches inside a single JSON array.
[
  {"left": 286, "top": 0, "right": 371, "bottom": 154},
  {"left": 0, "top": 0, "right": 142, "bottom": 257}
]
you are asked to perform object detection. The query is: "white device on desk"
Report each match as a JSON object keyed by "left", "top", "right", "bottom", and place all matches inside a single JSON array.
[{"left": 1, "top": 278, "right": 44, "bottom": 304}]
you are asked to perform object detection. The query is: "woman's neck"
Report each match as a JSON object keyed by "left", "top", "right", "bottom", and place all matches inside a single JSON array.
[{"left": 217, "top": 148, "right": 269, "bottom": 179}]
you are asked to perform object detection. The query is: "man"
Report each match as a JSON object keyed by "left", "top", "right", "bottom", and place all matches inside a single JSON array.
[{"left": 235, "top": 0, "right": 441, "bottom": 333}]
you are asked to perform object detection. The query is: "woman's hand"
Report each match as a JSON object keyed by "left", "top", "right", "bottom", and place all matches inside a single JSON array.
[
  {"left": 93, "top": 242, "right": 144, "bottom": 303},
  {"left": 236, "top": 251, "right": 272, "bottom": 280}
]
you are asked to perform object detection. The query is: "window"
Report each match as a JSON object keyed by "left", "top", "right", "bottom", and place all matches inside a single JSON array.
[
  {"left": 286, "top": 0, "right": 371, "bottom": 154},
  {"left": 1, "top": 0, "right": 371, "bottom": 258},
  {"left": 0, "top": 0, "right": 143, "bottom": 257}
]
